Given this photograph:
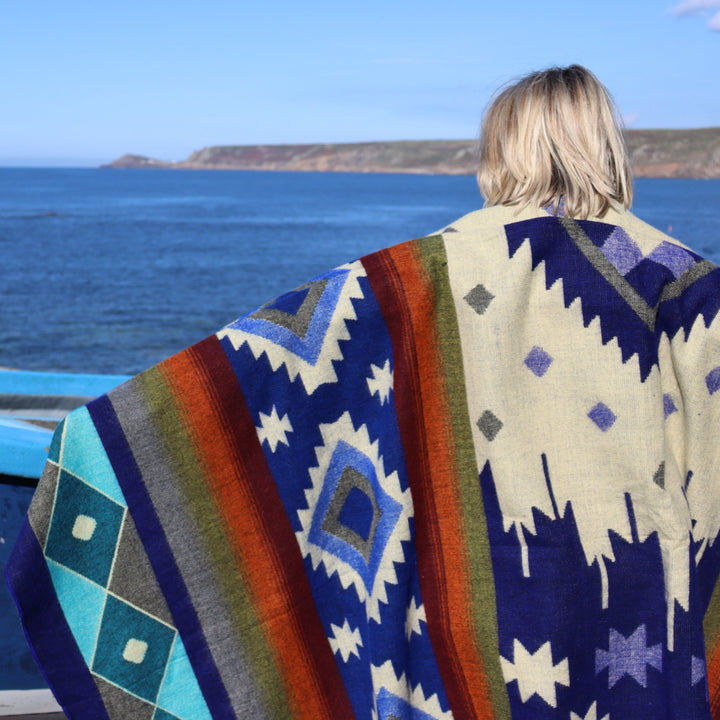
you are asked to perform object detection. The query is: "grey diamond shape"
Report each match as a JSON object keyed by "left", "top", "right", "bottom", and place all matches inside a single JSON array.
[
  {"left": 322, "top": 466, "right": 381, "bottom": 562},
  {"left": 464, "top": 284, "right": 494, "bottom": 315},
  {"left": 653, "top": 462, "right": 665, "bottom": 489},
  {"left": 477, "top": 410, "right": 503, "bottom": 441}
]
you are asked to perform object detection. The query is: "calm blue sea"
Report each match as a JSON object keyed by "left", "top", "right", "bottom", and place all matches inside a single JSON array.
[
  {"left": 1, "top": 168, "right": 719, "bottom": 376},
  {"left": 0, "top": 169, "right": 719, "bottom": 695}
]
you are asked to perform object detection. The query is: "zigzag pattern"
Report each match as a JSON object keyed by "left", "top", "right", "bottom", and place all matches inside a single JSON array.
[{"left": 505, "top": 217, "right": 720, "bottom": 381}]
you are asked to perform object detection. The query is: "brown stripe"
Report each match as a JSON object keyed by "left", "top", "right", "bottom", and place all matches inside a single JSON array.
[
  {"left": 705, "top": 581, "right": 720, "bottom": 717},
  {"left": 364, "top": 241, "right": 502, "bottom": 719},
  {"left": 183, "top": 336, "right": 355, "bottom": 720},
  {"left": 416, "top": 237, "right": 510, "bottom": 718}
]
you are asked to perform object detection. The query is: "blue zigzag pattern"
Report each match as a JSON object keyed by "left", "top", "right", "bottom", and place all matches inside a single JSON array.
[{"left": 505, "top": 217, "right": 720, "bottom": 381}]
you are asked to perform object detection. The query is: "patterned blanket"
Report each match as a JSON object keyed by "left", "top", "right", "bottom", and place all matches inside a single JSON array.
[{"left": 8, "top": 204, "right": 720, "bottom": 720}]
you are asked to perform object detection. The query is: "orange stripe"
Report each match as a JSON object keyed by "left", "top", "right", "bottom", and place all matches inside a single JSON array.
[
  {"left": 365, "top": 242, "right": 497, "bottom": 718},
  {"left": 160, "top": 341, "right": 342, "bottom": 720},
  {"left": 708, "top": 633, "right": 720, "bottom": 718}
]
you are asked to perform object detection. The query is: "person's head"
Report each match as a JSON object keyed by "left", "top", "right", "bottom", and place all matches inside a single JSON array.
[{"left": 477, "top": 65, "right": 632, "bottom": 219}]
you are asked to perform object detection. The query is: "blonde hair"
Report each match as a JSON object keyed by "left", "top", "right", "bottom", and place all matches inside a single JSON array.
[{"left": 477, "top": 65, "right": 633, "bottom": 219}]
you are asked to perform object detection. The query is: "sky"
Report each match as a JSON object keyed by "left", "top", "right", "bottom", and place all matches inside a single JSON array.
[{"left": 0, "top": 0, "right": 718, "bottom": 166}]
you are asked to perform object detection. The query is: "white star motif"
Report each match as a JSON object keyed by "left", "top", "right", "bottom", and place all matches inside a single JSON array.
[
  {"left": 255, "top": 406, "right": 293, "bottom": 452},
  {"left": 367, "top": 359, "right": 393, "bottom": 404},
  {"left": 328, "top": 619, "right": 363, "bottom": 662},
  {"left": 500, "top": 639, "right": 569, "bottom": 708},
  {"left": 405, "top": 596, "right": 427, "bottom": 640},
  {"left": 571, "top": 701, "right": 609, "bottom": 720}
]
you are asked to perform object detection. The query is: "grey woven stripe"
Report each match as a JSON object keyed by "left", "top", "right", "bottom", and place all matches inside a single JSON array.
[
  {"left": 0, "top": 393, "right": 92, "bottom": 411},
  {"left": 560, "top": 217, "right": 657, "bottom": 330},
  {"left": 108, "top": 383, "right": 269, "bottom": 720},
  {"left": 658, "top": 259, "right": 717, "bottom": 304}
]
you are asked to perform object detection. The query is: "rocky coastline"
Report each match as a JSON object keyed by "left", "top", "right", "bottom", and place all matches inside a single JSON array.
[{"left": 104, "top": 128, "right": 720, "bottom": 179}]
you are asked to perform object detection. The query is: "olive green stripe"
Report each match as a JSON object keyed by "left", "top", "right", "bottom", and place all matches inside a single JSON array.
[
  {"left": 112, "top": 371, "right": 268, "bottom": 716},
  {"left": 142, "top": 367, "right": 290, "bottom": 720},
  {"left": 126, "top": 368, "right": 288, "bottom": 719},
  {"left": 704, "top": 574, "right": 720, "bottom": 657},
  {"left": 417, "top": 236, "right": 511, "bottom": 719}
]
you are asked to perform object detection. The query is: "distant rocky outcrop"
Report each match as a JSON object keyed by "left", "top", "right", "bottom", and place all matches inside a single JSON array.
[
  {"left": 103, "top": 129, "right": 720, "bottom": 179},
  {"left": 107, "top": 153, "right": 174, "bottom": 169},
  {"left": 624, "top": 128, "right": 720, "bottom": 179}
]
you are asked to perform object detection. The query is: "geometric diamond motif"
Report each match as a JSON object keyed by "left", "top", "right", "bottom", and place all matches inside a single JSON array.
[
  {"left": 321, "top": 466, "right": 382, "bottom": 563},
  {"left": 297, "top": 413, "right": 412, "bottom": 620},
  {"left": 242, "top": 275, "right": 337, "bottom": 363},
  {"left": 647, "top": 241, "right": 696, "bottom": 278},
  {"left": 600, "top": 226, "right": 643, "bottom": 275},
  {"left": 653, "top": 462, "right": 665, "bottom": 490},
  {"left": 588, "top": 403, "right": 616, "bottom": 432},
  {"left": 308, "top": 440, "right": 401, "bottom": 593},
  {"left": 39, "top": 418, "right": 213, "bottom": 720},
  {"left": 464, "top": 284, "right": 495, "bottom": 315},
  {"left": 45, "top": 469, "right": 124, "bottom": 587},
  {"left": 663, "top": 393, "right": 678, "bottom": 417},
  {"left": 524, "top": 346, "right": 553, "bottom": 377},
  {"left": 706, "top": 367, "right": 720, "bottom": 395},
  {"left": 477, "top": 410, "right": 503, "bottom": 441},
  {"left": 92, "top": 595, "right": 176, "bottom": 704},
  {"left": 218, "top": 263, "right": 365, "bottom": 395}
]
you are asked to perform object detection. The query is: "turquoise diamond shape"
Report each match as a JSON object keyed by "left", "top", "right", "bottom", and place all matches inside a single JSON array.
[
  {"left": 45, "top": 469, "right": 124, "bottom": 587},
  {"left": 93, "top": 595, "right": 176, "bottom": 704}
]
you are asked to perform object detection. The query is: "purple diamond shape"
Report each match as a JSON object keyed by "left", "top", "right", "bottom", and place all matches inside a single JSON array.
[
  {"left": 588, "top": 402, "right": 616, "bottom": 431},
  {"left": 524, "top": 346, "right": 553, "bottom": 377},
  {"left": 600, "top": 227, "right": 643, "bottom": 275},
  {"left": 706, "top": 367, "right": 720, "bottom": 395},
  {"left": 663, "top": 393, "right": 678, "bottom": 418},
  {"left": 648, "top": 242, "right": 695, "bottom": 278}
]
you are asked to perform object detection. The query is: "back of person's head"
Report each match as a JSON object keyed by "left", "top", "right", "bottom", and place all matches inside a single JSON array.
[{"left": 477, "top": 64, "right": 633, "bottom": 219}]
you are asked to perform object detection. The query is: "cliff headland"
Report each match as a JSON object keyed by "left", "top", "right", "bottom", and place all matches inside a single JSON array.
[{"left": 105, "top": 129, "right": 720, "bottom": 179}]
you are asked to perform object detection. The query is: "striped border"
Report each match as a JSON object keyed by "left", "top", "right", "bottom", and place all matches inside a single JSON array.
[
  {"left": 93, "top": 335, "right": 353, "bottom": 720},
  {"left": 704, "top": 583, "right": 720, "bottom": 716},
  {"left": 363, "top": 237, "right": 511, "bottom": 720},
  {"left": 88, "top": 391, "right": 235, "bottom": 719},
  {"left": 6, "top": 520, "right": 110, "bottom": 720}
]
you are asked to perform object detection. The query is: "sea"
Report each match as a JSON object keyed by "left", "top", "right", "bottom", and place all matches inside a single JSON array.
[
  {"left": 0, "top": 169, "right": 719, "bottom": 697},
  {"left": 1, "top": 168, "right": 720, "bottom": 376}
]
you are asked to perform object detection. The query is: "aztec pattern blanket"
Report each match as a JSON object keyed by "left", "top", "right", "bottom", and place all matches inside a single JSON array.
[{"left": 8, "top": 204, "right": 720, "bottom": 720}]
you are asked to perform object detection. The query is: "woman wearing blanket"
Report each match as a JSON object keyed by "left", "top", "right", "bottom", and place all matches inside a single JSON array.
[{"left": 9, "top": 66, "right": 720, "bottom": 720}]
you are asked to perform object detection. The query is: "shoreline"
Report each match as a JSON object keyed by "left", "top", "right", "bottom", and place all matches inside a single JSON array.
[{"left": 103, "top": 130, "right": 720, "bottom": 179}]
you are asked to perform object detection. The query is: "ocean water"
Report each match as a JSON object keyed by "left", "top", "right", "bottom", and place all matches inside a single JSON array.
[
  {"left": 1, "top": 170, "right": 719, "bottom": 694},
  {"left": 1, "top": 168, "right": 719, "bottom": 376}
]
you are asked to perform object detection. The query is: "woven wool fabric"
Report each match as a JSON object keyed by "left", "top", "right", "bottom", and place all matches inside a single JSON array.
[{"left": 7, "top": 204, "right": 720, "bottom": 720}]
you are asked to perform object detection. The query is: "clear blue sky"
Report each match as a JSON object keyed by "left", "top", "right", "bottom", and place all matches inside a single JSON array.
[{"left": 1, "top": 0, "right": 718, "bottom": 166}]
